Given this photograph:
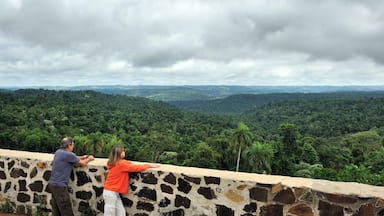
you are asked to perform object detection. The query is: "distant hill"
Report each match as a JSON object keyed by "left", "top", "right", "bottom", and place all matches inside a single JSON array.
[
  {"left": 3, "top": 85, "right": 384, "bottom": 101},
  {"left": 169, "top": 91, "right": 384, "bottom": 115}
]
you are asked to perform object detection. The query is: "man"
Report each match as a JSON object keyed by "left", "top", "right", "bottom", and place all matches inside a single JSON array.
[{"left": 48, "top": 137, "right": 95, "bottom": 216}]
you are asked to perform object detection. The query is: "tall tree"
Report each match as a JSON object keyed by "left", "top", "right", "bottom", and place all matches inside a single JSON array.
[
  {"left": 231, "top": 122, "right": 252, "bottom": 172},
  {"left": 243, "top": 141, "right": 274, "bottom": 174}
]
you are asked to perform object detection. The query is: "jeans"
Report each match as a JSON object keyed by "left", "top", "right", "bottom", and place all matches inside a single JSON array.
[
  {"left": 48, "top": 184, "right": 74, "bottom": 216},
  {"left": 103, "top": 189, "right": 125, "bottom": 216}
]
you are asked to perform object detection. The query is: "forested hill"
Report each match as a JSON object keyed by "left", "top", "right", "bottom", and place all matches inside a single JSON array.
[
  {"left": 240, "top": 97, "right": 384, "bottom": 138},
  {"left": 2, "top": 89, "right": 384, "bottom": 186},
  {"left": 0, "top": 89, "right": 234, "bottom": 158},
  {"left": 168, "top": 91, "right": 384, "bottom": 115}
]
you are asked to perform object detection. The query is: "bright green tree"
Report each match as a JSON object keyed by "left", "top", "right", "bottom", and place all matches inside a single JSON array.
[{"left": 231, "top": 122, "right": 252, "bottom": 172}]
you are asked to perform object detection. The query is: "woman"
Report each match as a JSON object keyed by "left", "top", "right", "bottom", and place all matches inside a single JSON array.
[{"left": 103, "top": 145, "right": 159, "bottom": 216}]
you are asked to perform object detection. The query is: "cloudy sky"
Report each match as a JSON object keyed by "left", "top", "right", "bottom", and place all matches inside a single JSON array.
[{"left": 0, "top": 0, "right": 383, "bottom": 87}]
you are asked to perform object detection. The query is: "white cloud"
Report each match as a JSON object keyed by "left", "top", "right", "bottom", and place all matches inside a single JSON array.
[{"left": 0, "top": 0, "right": 383, "bottom": 87}]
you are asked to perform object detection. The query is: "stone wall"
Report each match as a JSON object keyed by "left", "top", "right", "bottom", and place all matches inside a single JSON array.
[{"left": 1, "top": 149, "right": 384, "bottom": 216}]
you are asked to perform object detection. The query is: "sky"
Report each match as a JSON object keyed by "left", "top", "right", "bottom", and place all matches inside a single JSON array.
[{"left": 0, "top": 0, "right": 384, "bottom": 87}]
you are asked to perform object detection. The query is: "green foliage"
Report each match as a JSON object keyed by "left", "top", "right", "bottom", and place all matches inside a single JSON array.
[
  {"left": 243, "top": 141, "right": 274, "bottom": 174},
  {"left": 184, "top": 142, "right": 220, "bottom": 168},
  {"left": 231, "top": 122, "right": 253, "bottom": 172},
  {"left": 0, "top": 197, "right": 14, "bottom": 213},
  {"left": 2, "top": 89, "right": 384, "bottom": 186},
  {"left": 32, "top": 203, "right": 49, "bottom": 216}
]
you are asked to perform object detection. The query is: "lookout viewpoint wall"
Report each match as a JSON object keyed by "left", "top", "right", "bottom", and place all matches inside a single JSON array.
[{"left": 0, "top": 148, "right": 384, "bottom": 216}]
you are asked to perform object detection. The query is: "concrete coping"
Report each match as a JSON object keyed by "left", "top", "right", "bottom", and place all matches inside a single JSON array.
[{"left": 1, "top": 148, "right": 383, "bottom": 199}]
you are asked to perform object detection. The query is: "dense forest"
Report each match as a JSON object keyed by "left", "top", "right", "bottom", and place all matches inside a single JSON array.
[{"left": 1, "top": 89, "right": 384, "bottom": 186}]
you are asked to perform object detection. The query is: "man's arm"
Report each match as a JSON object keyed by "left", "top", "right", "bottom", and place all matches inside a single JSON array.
[{"left": 78, "top": 155, "right": 95, "bottom": 167}]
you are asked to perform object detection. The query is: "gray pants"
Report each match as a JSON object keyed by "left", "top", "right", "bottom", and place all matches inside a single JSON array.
[{"left": 48, "top": 184, "right": 74, "bottom": 216}]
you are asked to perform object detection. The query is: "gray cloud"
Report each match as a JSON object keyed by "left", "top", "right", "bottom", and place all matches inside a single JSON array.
[{"left": 0, "top": 0, "right": 383, "bottom": 87}]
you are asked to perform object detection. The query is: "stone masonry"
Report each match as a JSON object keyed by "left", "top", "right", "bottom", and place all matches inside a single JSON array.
[{"left": 0, "top": 149, "right": 384, "bottom": 216}]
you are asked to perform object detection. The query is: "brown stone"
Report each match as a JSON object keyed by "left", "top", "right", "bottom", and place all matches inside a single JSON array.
[
  {"left": 376, "top": 198, "right": 384, "bottom": 207},
  {"left": 272, "top": 183, "right": 283, "bottom": 194},
  {"left": 36, "top": 161, "right": 48, "bottom": 169},
  {"left": 225, "top": 189, "right": 244, "bottom": 203},
  {"left": 323, "top": 193, "right": 357, "bottom": 204},
  {"left": 288, "top": 203, "right": 314, "bottom": 216},
  {"left": 273, "top": 188, "right": 296, "bottom": 204},
  {"left": 249, "top": 186, "right": 268, "bottom": 202},
  {"left": 260, "top": 204, "right": 283, "bottom": 216},
  {"left": 354, "top": 203, "right": 374, "bottom": 216},
  {"left": 318, "top": 200, "right": 343, "bottom": 216},
  {"left": 237, "top": 184, "right": 247, "bottom": 190}
]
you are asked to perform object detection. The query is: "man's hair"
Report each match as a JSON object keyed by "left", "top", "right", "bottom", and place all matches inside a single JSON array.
[{"left": 60, "top": 137, "right": 73, "bottom": 149}]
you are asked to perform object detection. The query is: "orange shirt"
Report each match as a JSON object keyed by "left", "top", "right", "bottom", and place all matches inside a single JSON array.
[{"left": 104, "top": 160, "right": 151, "bottom": 195}]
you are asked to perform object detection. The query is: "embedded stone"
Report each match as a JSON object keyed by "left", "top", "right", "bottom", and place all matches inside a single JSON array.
[
  {"left": 33, "top": 193, "right": 47, "bottom": 205},
  {"left": 17, "top": 193, "right": 30, "bottom": 203},
  {"left": 272, "top": 182, "right": 283, "bottom": 194},
  {"left": 30, "top": 167, "right": 38, "bottom": 179},
  {"left": 198, "top": 187, "right": 216, "bottom": 200},
  {"left": 8, "top": 160, "right": 15, "bottom": 169},
  {"left": 97, "top": 200, "right": 104, "bottom": 212},
  {"left": 130, "top": 183, "right": 137, "bottom": 191},
  {"left": 93, "top": 185, "right": 104, "bottom": 197},
  {"left": 95, "top": 175, "right": 102, "bottom": 183},
  {"left": 376, "top": 198, "right": 384, "bottom": 207},
  {"left": 204, "top": 176, "right": 220, "bottom": 185},
  {"left": 288, "top": 203, "right": 314, "bottom": 216},
  {"left": 298, "top": 190, "right": 313, "bottom": 203},
  {"left": 0, "top": 170, "right": 6, "bottom": 179},
  {"left": 243, "top": 202, "right": 257, "bottom": 213},
  {"left": 260, "top": 204, "right": 283, "bottom": 216},
  {"left": 161, "top": 184, "right": 173, "bottom": 194},
  {"left": 89, "top": 168, "right": 98, "bottom": 172},
  {"left": 164, "top": 173, "right": 177, "bottom": 185},
  {"left": 29, "top": 180, "right": 43, "bottom": 192},
  {"left": 43, "top": 170, "right": 51, "bottom": 181},
  {"left": 237, "top": 184, "right": 248, "bottom": 190},
  {"left": 137, "top": 201, "right": 154, "bottom": 212},
  {"left": 216, "top": 204, "right": 234, "bottom": 216},
  {"left": 322, "top": 193, "right": 357, "bottom": 204},
  {"left": 142, "top": 173, "right": 158, "bottom": 184},
  {"left": 76, "top": 170, "right": 91, "bottom": 186},
  {"left": 10, "top": 168, "right": 27, "bottom": 178},
  {"left": 137, "top": 187, "right": 157, "bottom": 201},
  {"left": 160, "top": 209, "right": 184, "bottom": 216},
  {"left": 21, "top": 160, "right": 30, "bottom": 168},
  {"left": 78, "top": 200, "right": 90, "bottom": 213},
  {"left": 355, "top": 203, "right": 374, "bottom": 216},
  {"left": 36, "top": 161, "right": 48, "bottom": 169},
  {"left": 134, "top": 213, "right": 149, "bottom": 216},
  {"left": 225, "top": 189, "right": 243, "bottom": 202},
  {"left": 177, "top": 178, "right": 192, "bottom": 194},
  {"left": 19, "top": 179, "right": 27, "bottom": 191},
  {"left": 249, "top": 186, "right": 268, "bottom": 202},
  {"left": 182, "top": 174, "right": 201, "bottom": 184},
  {"left": 318, "top": 200, "right": 343, "bottom": 216},
  {"left": 5, "top": 181, "right": 11, "bottom": 193},
  {"left": 273, "top": 188, "right": 295, "bottom": 204},
  {"left": 175, "top": 194, "right": 191, "bottom": 208},
  {"left": 76, "top": 191, "right": 92, "bottom": 200},
  {"left": 159, "top": 197, "right": 171, "bottom": 208},
  {"left": 122, "top": 197, "right": 133, "bottom": 207}
]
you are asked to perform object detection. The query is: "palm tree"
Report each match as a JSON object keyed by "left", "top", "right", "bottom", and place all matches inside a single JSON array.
[
  {"left": 231, "top": 122, "right": 252, "bottom": 172},
  {"left": 244, "top": 142, "right": 274, "bottom": 174}
]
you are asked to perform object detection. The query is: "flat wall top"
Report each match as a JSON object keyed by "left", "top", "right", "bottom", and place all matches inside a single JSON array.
[{"left": 1, "top": 148, "right": 383, "bottom": 199}]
